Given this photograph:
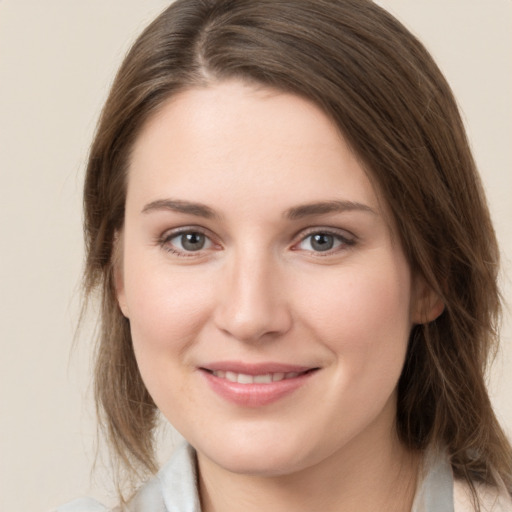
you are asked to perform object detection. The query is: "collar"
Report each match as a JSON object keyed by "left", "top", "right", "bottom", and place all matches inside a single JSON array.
[
  {"left": 411, "top": 446, "right": 454, "bottom": 512},
  {"left": 130, "top": 442, "right": 454, "bottom": 512}
]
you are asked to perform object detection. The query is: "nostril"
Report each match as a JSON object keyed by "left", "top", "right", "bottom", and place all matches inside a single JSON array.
[{"left": 213, "top": 299, "right": 293, "bottom": 343}]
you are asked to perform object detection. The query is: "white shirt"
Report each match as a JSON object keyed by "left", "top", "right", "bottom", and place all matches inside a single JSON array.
[{"left": 57, "top": 443, "right": 512, "bottom": 512}]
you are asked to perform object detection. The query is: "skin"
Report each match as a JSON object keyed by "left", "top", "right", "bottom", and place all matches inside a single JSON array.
[{"left": 116, "top": 80, "right": 441, "bottom": 512}]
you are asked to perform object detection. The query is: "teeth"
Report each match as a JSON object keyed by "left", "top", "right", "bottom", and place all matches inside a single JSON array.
[
  {"left": 237, "top": 373, "right": 253, "bottom": 384},
  {"left": 254, "top": 374, "right": 272, "bottom": 384},
  {"left": 211, "top": 370, "right": 305, "bottom": 384},
  {"left": 225, "top": 371, "right": 237, "bottom": 382}
]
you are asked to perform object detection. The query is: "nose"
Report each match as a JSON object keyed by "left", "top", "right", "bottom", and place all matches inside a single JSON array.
[{"left": 213, "top": 252, "right": 293, "bottom": 343}]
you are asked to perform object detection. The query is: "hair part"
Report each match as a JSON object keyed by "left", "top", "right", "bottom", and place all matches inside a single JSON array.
[{"left": 83, "top": 0, "right": 511, "bottom": 503}]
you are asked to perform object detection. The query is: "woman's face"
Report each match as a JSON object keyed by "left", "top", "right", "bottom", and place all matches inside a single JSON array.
[{"left": 117, "top": 80, "right": 430, "bottom": 476}]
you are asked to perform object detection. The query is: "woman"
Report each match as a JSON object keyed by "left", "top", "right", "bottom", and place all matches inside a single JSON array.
[{"left": 60, "top": 0, "right": 512, "bottom": 510}]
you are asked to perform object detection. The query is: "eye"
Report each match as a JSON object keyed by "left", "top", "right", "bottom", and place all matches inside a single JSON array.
[
  {"left": 161, "top": 229, "right": 214, "bottom": 255},
  {"left": 296, "top": 230, "right": 355, "bottom": 253}
]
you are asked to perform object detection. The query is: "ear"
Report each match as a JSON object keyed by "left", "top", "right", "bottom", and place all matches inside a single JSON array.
[
  {"left": 411, "top": 275, "right": 444, "bottom": 325},
  {"left": 113, "top": 230, "right": 130, "bottom": 318}
]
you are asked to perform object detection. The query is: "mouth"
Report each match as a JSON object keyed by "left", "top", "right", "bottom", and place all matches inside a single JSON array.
[
  {"left": 199, "top": 363, "right": 320, "bottom": 407},
  {"left": 202, "top": 368, "right": 317, "bottom": 384}
]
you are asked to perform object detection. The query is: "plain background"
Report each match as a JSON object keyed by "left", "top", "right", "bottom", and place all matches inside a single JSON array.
[{"left": 0, "top": 1, "right": 511, "bottom": 511}]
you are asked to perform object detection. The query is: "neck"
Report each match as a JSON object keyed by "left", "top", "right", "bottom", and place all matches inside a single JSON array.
[{"left": 198, "top": 421, "right": 420, "bottom": 512}]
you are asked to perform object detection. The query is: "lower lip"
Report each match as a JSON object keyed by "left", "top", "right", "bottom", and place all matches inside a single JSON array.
[{"left": 200, "top": 370, "right": 317, "bottom": 407}]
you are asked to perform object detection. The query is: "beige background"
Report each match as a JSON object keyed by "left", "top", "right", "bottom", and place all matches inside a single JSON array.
[{"left": 0, "top": 1, "right": 510, "bottom": 511}]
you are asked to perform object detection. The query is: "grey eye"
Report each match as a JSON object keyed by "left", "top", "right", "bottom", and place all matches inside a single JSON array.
[
  {"left": 297, "top": 231, "right": 353, "bottom": 253},
  {"left": 309, "top": 233, "right": 334, "bottom": 251},
  {"left": 171, "top": 232, "right": 210, "bottom": 251}
]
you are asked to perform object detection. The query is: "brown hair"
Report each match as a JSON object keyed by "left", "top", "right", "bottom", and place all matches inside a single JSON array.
[{"left": 83, "top": 0, "right": 512, "bottom": 502}]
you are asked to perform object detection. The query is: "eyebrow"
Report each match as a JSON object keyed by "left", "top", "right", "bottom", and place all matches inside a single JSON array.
[
  {"left": 141, "top": 199, "right": 218, "bottom": 219},
  {"left": 284, "top": 200, "right": 377, "bottom": 219},
  {"left": 141, "top": 198, "right": 376, "bottom": 220}
]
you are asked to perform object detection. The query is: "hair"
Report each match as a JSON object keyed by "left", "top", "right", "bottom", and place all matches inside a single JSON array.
[{"left": 83, "top": 0, "right": 512, "bottom": 504}]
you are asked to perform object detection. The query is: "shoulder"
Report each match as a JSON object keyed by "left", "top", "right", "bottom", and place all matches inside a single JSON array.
[
  {"left": 56, "top": 443, "right": 199, "bottom": 512},
  {"left": 54, "top": 477, "right": 165, "bottom": 512},
  {"left": 454, "top": 479, "right": 512, "bottom": 512},
  {"left": 53, "top": 497, "right": 111, "bottom": 512},
  {"left": 412, "top": 446, "right": 512, "bottom": 512}
]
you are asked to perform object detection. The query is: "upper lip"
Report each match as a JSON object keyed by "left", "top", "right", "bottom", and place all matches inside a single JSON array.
[{"left": 199, "top": 361, "right": 318, "bottom": 375}]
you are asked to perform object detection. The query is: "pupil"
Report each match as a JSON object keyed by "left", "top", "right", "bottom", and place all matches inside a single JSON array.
[
  {"left": 311, "top": 234, "right": 333, "bottom": 251},
  {"left": 182, "top": 233, "right": 205, "bottom": 251}
]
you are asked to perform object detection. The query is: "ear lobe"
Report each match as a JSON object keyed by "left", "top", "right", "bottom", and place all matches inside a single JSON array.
[
  {"left": 113, "top": 231, "right": 129, "bottom": 318},
  {"left": 412, "top": 276, "right": 444, "bottom": 325}
]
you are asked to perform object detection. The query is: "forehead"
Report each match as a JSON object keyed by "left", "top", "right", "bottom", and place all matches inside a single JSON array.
[{"left": 127, "top": 80, "right": 385, "bottom": 219}]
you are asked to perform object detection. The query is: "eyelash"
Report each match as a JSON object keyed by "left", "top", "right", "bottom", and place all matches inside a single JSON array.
[
  {"left": 292, "top": 228, "right": 356, "bottom": 256},
  {"left": 158, "top": 227, "right": 215, "bottom": 258},
  {"left": 157, "top": 227, "right": 356, "bottom": 258}
]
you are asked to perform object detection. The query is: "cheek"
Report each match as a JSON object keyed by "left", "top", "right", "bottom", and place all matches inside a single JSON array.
[
  {"left": 123, "top": 260, "right": 216, "bottom": 419},
  {"left": 123, "top": 255, "right": 214, "bottom": 354},
  {"left": 296, "top": 259, "right": 413, "bottom": 437},
  {"left": 297, "top": 256, "right": 413, "bottom": 371}
]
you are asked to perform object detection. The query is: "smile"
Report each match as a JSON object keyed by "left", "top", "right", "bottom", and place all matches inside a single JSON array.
[
  {"left": 200, "top": 364, "right": 319, "bottom": 407},
  {"left": 209, "top": 370, "right": 307, "bottom": 384}
]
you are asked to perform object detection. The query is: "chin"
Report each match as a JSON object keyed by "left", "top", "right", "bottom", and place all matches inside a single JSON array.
[
  {"left": 209, "top": 450, "right": 307, "bottom": 477},
  {"left": 194, "top": 427, "right": 321, "bottom": 477}
]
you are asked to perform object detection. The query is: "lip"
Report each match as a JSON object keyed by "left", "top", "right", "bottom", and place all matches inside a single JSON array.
[
  {"left": 202, "top": 361, "right": 313, "bottom": 374},
  {"left": 199, "top": 361, "right": 319, "bottom": 407}
]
